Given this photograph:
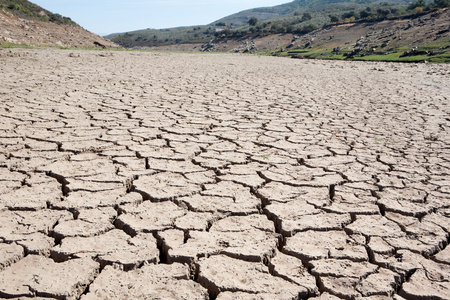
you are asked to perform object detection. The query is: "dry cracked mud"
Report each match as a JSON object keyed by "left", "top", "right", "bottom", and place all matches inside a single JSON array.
[{"left": 0, "top": 48, "right": 449, "bottom": 299}]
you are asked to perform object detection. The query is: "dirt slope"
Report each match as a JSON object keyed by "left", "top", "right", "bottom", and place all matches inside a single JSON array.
[{"left": 0, "top": 9, "right": 119, "bottom": 48}]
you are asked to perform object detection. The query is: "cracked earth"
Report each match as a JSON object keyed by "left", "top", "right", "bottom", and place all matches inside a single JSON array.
[{"left": 0, "top": 48, "right": 449, "bottom": 299}]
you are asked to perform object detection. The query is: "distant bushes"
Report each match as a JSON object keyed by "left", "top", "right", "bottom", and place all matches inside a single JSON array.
[
  {"left": 434, "top": 0, "right": 449, "bottom": 8},
  {"left": 325, "top": 0, "right": 449, "bottom": 24},
  {"left": 215, "top": 20, "right": 318, "bottom": 39}
]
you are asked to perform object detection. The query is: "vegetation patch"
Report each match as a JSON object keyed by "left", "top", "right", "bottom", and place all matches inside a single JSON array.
[
  {"left": 0, "top": 0, "right": 75, "bottom": 25},
  {"left": 275, "top": 43, "right": 450, "bottom": 63},
  {"left": 0, "top": 41, "right": 34, "bottom": 48}
]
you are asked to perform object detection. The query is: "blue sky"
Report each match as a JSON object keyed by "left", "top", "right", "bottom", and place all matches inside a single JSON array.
[{"left": 31, "top": 0, "right": 290, "bottom": 35}]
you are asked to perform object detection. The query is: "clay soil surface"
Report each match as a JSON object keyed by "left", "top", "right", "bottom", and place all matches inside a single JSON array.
[{"left": 0, "top": 48, "right": 449, "bottom": 299}]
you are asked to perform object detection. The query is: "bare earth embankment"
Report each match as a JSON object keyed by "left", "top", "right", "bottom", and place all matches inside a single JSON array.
[
  {"left": 0, "top": 49, "right": 449, "bottom": 299},
  {"left": 0, "top": 9, "right": 119, "bottom": 49}
]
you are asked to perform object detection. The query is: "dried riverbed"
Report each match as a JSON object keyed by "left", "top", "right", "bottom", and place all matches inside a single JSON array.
[{"left": 0, "top": 49, "right": 449, "bottom": 299}]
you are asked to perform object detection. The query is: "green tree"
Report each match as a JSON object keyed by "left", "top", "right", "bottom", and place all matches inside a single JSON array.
[
  {"left": 434, "top": 0, "right": 450, "bottom": 7},
  {"left": 248, "top": 17, "right": 258, "bottom": 26},
  {"left": 360, "top": 10, "right": 371, "bottom": 19},
  {"left": 329, "top": 15, "right": 339, "bottom": 23},
  {"left": 342, "top": 11, "right": 357, "bottom": 20},
  {"left": 377, "top": 8, "right": 390, "bottom": 19},
  {"left": 408, "top": 0, "right": 426, "bottom": 9},
  {"left": 301, "top": 13, "right": 312, "bottom": 22},
  {"left": 296, "top": 24, "right": 317, "bottom": 34},
  {"left": 417, "top": 0, "right": 426, "bottom": 6}
]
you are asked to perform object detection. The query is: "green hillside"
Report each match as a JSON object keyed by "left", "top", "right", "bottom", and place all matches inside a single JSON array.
[
  {"left": 214, "top": 0, "right": 409, "bottom": 25},
  {"left": 107, "top": 0, "right": 418, "bottom": 48},
  {"left": 107, "top": 26, "right": 212, "bottom": 48},
  {"left": 0, "top": 0, "right": 75, "bottom": 25}
]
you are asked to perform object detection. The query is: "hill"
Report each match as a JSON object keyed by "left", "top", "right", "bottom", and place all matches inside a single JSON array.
[
  {"left": 211, "top": 7, "right": 450, "bottom": 63},
  {"left": 214, "top": 0, "right": 409, "bottom": 26},
  {"left": 0, "top": 0, "right": 119, "bottom": 48},
  {"left": 107, "top": 0, "right": 413, "bottom": 49},
  {"left": 108, "top": 0, "right": 449, "bottom": 62},
  {"left": 275, "top": 7, "right": 450, "bottom": 62}
]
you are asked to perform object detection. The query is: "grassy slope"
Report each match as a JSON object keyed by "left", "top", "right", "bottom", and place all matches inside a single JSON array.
[
  {"left": 283, "top": 47, "right": 450, "bottom": 63},
  {"left": 107, "top": 26, "right": 213, "bottom": 48},
  {"left": 0, "top": 0, "right": 75, "bottom": 25},
  {"left": 214, "top": 0, "right": 409, "bottom": 26}
]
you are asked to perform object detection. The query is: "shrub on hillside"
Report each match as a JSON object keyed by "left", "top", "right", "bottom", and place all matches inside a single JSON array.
[
  {"left": 434, "top": 0, "right": 449, "bottom": 7},
  {"left": 248, "top": 17, "right": 258, "bottom": 26},
  {"left": 329, "top": 15, "right": 340, "bottom": 23}
]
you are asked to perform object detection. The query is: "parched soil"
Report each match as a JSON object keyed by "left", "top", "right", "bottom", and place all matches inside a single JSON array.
[{"left": 0, "top": 49, "right": 449, "bottom": 299}]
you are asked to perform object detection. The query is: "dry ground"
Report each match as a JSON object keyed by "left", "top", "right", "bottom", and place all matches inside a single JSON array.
[{"left": 0, "top": 48, "right": 449, "bottom": 299}]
